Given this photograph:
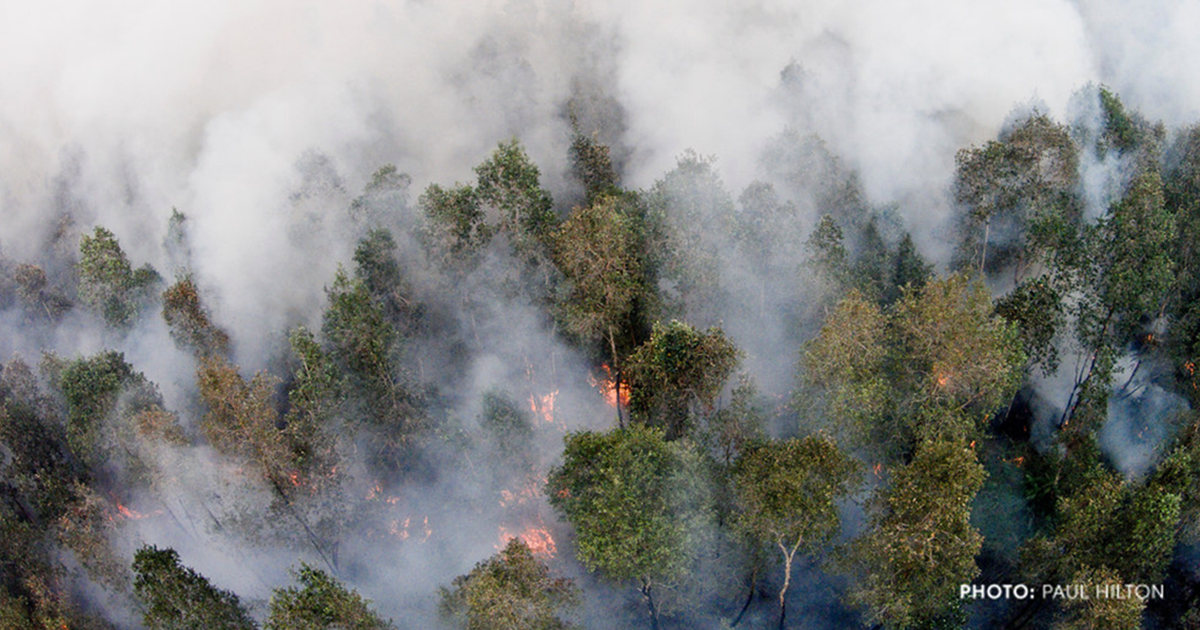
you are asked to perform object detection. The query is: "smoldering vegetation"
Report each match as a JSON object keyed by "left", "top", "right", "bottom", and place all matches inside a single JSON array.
[{"left": 2, "top": 2, "right": 1200, "bottom": 630}]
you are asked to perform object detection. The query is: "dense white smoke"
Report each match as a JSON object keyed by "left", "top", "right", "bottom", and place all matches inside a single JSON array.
[{"left": 3, "top": 0, "right": 1195, "bottom": 355}]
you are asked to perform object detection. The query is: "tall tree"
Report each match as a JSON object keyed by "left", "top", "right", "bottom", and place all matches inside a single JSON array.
[
  {"left": 132, "top": 546, "right": 256, "bottom": 630},
  {"left": 349, "top": 164, "right": 411, "bottom": 227},
  {"left": 322, "top": 264, "right": 424, "bottom": 475},
  {"left": 553, "top": 194, "right": 654, "bottom": 422},
  {"left": 846, "top": 439, "right": 986, "bottom": 629},
  {"left": 56, "top": 350, "right": 166, "bottom": 477},
  {"left": 1059, "top": 170, "right": 1175, "bottom": 435},
  {"left": 733, "top": 436, "right": 857, "bottom": 629},
  {"left": 13, "top": 263, "right": 72, "bottom": 322},
  {"left": 352, "top": 229, "right": 417, "bottom": 329},
  {"left": 474, "top": 138, "right": 556, "bottom": 259},
  {"left": 439, "top": 538, "right": 578, "bottom": 630},
  {"left": 266, "top": 564, "right": 393, "bottom": 630},
  {"left": 418, "top": 183, "right": 489, "bottom": 278},
  {"left": 418, "top": 139, "right": 557, "bottom": 298},
  {"left": 803, "top": 274, "right": 1024, "bottom": 456},
  {"left": 196, "top": 355, "right": 293, "bottom": 486},
  {"left": 77, "top": 226, "right": 161, "bottom": 329},
  {"left": 569, "top": 130, "right": 619, "bottom": 204},
  {"left": 953, "top": 113, "right": 1080, "bottom": 280},
  {"left": 162, "top": 275, "right": 230, "bottom": 358},
  {"left": 624, "top": 320, "right": 741, "bottom": 440},
  {"left": 643, "top": 151, "right": 731, "bottom": 320},
  {"left": 546, "top": 426, "right": 710, "bottom": 630}
]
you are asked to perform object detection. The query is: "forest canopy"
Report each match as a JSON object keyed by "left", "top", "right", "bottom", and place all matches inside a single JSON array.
[{"left": 0, "top": 79, "right": 1199, "bottom": 630}]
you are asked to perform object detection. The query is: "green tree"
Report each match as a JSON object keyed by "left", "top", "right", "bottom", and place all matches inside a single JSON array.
[
  {"left": 162, "top": 275, "right": 230, "bottom": 358},
  {"left": 994, "top": 275, "right": 1064, "bottom": 374},
  {"left": 846, "top": 439, "right": 986, "bottom": 629},
  {"left": 643, "top": 151, "right": 730, "bottom": 320},
  {"left": 479, "top": 390, "right": 534, "bottom": 471},
  {"left": 546, "top": 426, "right": 710, "bottom": 630},
  {"left": 1053, "top": 566, "right": 1144, "bottom": 630},
  {"left": 732, "top": 183, "right": 805, "bottom": 318},
  {"left": 0, "top": 361, "right": 121, "bottom": 630},
  {"left": 57, "top": 351, "right": 165, "bottom": 476},
  {"left": 852, "top": 217, "right": 890, "bottom": 302},
  {"left": 804, "top": 275, "right": 1024, "bottom": 456},
  {"left": 733, "top": 436, "right": 857, "bottom": 629},
  {"left": 322, "top": 269, "right": 398, "bottom": 423},
  {"left": 891, "top": 233, "right": 931, "bottom": 302},
  {"left": 131, "top": 545, "right": 256, "bottom": 630},
  {"left": 418, "top": 183, "right": 489, "bottom": 277},
  {"left": 953, "top": 113, "right": 1080, "bottom": 279},
  {"left": 553, "top": 194, "right": 654, "bottom": 423},
  {"left": 164, "top": 209, "right": 193, "bottom": 274},
  {"left": 624, "top": 320, "right": 741, "bottom": 440},
  {"left": 196, "top": 355, "right": 293, "bottom": 486},
  {"left": 1093, "top": 86, "right": 1162, "bottom": 160},
  {"left": 0, "top": 358, "right": 81, "bottom": 521},
  {"left": 800, "top": 288, "right": 890, "bottom": 445},
  {"left": 418, "top": 140, "right": 557, "bottom": 296},
  {"left": 13, "top": 263, "right": 72, "bottom": 322},
  {"left": 1059, "top": 171, "right": 1175, "bottom": 434},
  {"left": 439, "top": 538, "right": 578, "bottom": 630},
  {"left": 569, "top": 130, "right": 619, "bottom": 204},
  {"left": 77, "top": 226, "right": 161, "bottom": 329},
  {"left": 892, "top": 274, "right": 1026, "bottom": 431},
  {"left": 266, "top": 563, "right": 393, "bottom": 630},
  {"left": 805, "top": 214, "right": 852, "bottom": 302},
  {"left": 1024, "top": 471, "right": 1180, "bottom": 588},
  {"left": 349, "top": 164, "right": 411, "bottom": 227},
  {"left": 703, "top": 375, "right": 766, "bottom": 468},
  {"left": 1152, "top": 414, "right": 1200, "bottom": 543},
  {"left": 1166, "top": 125, "right": 1200, "bottom": 404},
  {"left": 352, "top": 229, "right": 417, "bottom": 329},
  {"left": 283, "top": 327, "right": 343, "bottom": 488},
  {"left": 321, "top": 267, "right": 425, "bottom": 475},
  {"left": 474, "top": 138, "right": 556, "bottom": 259}
]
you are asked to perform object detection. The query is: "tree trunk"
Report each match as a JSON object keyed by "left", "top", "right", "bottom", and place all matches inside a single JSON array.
[
  {"left": 778, "top": 538, "right": 801, "bottom": 630},
  {"left": 980, "top": 218, "right": 990, "bottom": 275},
  {"left": 641, "top": 579, "right": 660, "bottom": 630},
  {"left": 608, "top": 327, "right": 624, "bottom": 429},
  {"left": 731, "top": 566, "right": 758, "bottom": 627}
]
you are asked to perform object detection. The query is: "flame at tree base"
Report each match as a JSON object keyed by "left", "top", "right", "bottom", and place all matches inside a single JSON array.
[
  {"left": 529, "top": 390, "right": 559, "bottom": 425},
  {"left": 497, "top": 518, "right": 557, "bottom": 558},
  {"left": 589, "top": 364, "right": 630, "bottom": 408},
  {"left": 114, "top": 503, "right": 162, "bottom": 520}
]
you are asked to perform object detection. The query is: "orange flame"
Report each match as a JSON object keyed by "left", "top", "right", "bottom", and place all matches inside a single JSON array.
[
  {"left": 529, "top": 390, "right": 558, "bottom": 424},
  {"left": 387, "top": 516, "right": 431, "bottom": 542},
  {"left": 367, "top": 482, "right": 400, "bottom": 504},
  {"left": 1006, "top": 456, "right": 1025, "bottom": 467},
  {"left": 589, "top": 364, "right": 630, "bottom": 408},
  {"left": 115, "top": 503, "right": 161, "bottom": 520},
  {"left": 389, "top": 517, "right": 411, "bottom": 540},
  {"left": 498, "top": 519, "right": 557, "bottom": 558},
  {"left": 872, "top": 463, "right": 882, "bottom": 478}
]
